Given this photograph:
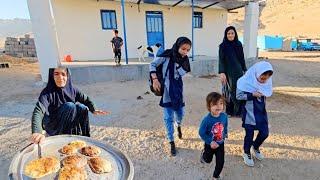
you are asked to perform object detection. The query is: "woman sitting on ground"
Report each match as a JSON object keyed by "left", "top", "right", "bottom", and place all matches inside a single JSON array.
[{"left": 30, "top": 67, "right": 109, "bottom": 144}]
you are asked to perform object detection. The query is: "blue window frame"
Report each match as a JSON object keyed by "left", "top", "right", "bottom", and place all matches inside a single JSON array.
[
  {"left": 146, "top": 11, "right": 163, "bottom": 33},
  {"left": 101, "top": 10, "right": 117, "bottom": 30},
  {"left": 193, "top": 12, "right": 203, "bottom": 28}
]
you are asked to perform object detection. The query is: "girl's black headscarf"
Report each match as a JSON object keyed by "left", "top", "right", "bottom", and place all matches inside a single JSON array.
[
  {"left": 39, "top": 68, "right": 78, "bottom": 116},
  {"left": 158, "top": 36, "right": 191, "bottom": 72},
  {"left": 220, "top": 26, "right": 245, "bottom": 67},
  {"left": 157, "top": 37, "right": 192, "bottom": 110}
]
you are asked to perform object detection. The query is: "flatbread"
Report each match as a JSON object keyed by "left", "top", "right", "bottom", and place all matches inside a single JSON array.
[
  {"left": 60, "top": 145, "right": 77, "bottom": 155},
  {"left": 58, "top": 166, "right": 87, "bottom": 180},
  {"left": 24, "top": 156, "right": 60, "bottom": 178},
  {"left": 68, "top": 140, "right": 87, "bottom": 149},
  {"left": 80, "top": 146, "right": 101, "bottom": 157},
  {"left": 61, "top": 154, "right": 87, "bottom": 168},
  {"left": 88, "top": 157, "right": 112, "bottom": 174},
  {"left": 60, "top": 140, "right": 87, "bottom": 155}
]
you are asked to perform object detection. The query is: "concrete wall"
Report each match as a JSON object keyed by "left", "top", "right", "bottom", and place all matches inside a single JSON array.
[
  {"left": 66, "top": 56, "right": 260, "bottom": 84},
  {"left": 51, "top": 0, "right": 227, "bottom": 61},
  {"left": 67, "top": 57, "right": 260, "bottom": 84},
  {"left": 68, "top": 64, "right": 150, "bottom": 84},
  {"left": 67, "top": 59, "right": 218, "bottom": 84}
]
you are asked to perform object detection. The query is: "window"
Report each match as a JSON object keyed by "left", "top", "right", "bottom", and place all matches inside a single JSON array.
[
  {"left": 101, "top": 10, "right": 117, "bottom": 30},
  {"left": 146, "top": 11, "right": 163, "bottom": 33},
  {"left": 193, "top": 12, "right": 203, "bottom": 28}
]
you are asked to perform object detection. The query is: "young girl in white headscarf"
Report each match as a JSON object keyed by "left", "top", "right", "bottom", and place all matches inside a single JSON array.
[{"left": 236, "top": 61, "right": 273, "bottom": 167}]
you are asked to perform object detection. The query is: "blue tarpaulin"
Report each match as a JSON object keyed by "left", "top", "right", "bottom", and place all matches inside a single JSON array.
[{"left": 239, "top": 35, "right": 284, "bottom": 51}]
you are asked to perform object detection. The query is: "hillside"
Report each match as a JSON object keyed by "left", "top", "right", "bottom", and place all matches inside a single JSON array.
[{"left": 228, "top": 0, "right": 320, "bottom": 38}]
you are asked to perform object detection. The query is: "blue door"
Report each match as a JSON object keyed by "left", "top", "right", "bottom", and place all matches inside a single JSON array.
[{"left": 146, "top": 11, "right": 164, "bottom": 57}]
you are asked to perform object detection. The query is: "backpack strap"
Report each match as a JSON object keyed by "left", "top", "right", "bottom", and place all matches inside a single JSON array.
[{"left": 163, "top": 58, "right": 170, "bottom": 80}]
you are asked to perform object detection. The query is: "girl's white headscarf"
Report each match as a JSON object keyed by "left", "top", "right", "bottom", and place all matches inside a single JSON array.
[{"left": 237, "top": 61, "right": 273, "bottom": 97}]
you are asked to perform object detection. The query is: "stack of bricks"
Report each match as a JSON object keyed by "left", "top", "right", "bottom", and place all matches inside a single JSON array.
[{"left": 4, "top": 34, "right": 37, "bottom": 58}]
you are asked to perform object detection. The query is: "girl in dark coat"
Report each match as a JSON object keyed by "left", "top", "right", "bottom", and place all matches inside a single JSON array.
[{"left": 149, "top": 37, "right": 191, "bottom": 156}]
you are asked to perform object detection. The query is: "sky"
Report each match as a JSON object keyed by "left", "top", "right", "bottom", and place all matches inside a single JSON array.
[{"left": 0, "top": 0, "right": 30, "bottom": 19}]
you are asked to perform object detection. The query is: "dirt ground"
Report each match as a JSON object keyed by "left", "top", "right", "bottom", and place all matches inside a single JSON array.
[{"left": 0, "top": 52, "right": 319, "bottom": 180}]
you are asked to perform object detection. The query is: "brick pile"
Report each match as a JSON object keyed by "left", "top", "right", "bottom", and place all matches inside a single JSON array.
[{"left": 4, "top": 34, "right": 37, "bottom": 57}]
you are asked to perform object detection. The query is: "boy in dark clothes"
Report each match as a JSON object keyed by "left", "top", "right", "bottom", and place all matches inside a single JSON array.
[{"left": 111, "top": 30, "right": 123, "bottom": 65}]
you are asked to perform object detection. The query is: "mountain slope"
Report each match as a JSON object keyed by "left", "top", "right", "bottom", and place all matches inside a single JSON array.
[{"left": 228, "top": 0, "right": 320, "bottom": 38}]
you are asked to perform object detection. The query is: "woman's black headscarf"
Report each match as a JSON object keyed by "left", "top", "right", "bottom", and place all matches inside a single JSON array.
[
  {"left": 158, "top": 36, "right": 192, "bottom": 72},
  {"left": 220, "top": 26, "right": 245, "bottom": 67},
  {"left": 223, "top": 26, "right": 239, "bottom": 43},
  {"left": 39, "top": 68, "right": 78, "bottom": 116}
]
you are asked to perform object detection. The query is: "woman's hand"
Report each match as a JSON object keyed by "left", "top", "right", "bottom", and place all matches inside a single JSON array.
[
  {"left": 93, "top": 110, "right": 110, "bottom": 115},
  {"left": 210, "top": 141, "right": 219, "bottom": 149},
  {"left": 152, "top": 79, "right": 161, "bottom": 92},
  {"left": 219, "top": 73, "right": 227, "bottom": 85},
  {"left": 31, "top": 133, "right": 45, "bottom": 144}
]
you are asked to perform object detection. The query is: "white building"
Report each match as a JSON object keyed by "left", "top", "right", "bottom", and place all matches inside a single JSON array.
[{"left": 27, "top": 0, "right": 260, "bottom": 81}]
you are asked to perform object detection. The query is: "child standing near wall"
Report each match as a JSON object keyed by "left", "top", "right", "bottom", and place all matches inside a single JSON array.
[
  {"left": 236, "top": 61, "right": 274, "bottom": 167},
  {"left": 110, "top": 30, "right": 123, "bottom": 65}
]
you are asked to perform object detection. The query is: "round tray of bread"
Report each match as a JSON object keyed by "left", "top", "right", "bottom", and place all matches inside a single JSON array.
[{"left": 9, "top": 135, "right": 134, "bottom": 180}]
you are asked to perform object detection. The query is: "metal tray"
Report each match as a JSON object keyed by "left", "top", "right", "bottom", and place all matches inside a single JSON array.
[{"left": 8, "top": 135, "right": 134, "bottom": 180}]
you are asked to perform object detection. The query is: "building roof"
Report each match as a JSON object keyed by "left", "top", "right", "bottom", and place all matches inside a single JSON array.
[{"left": 109, "top": 0, "right": 259, "bottom": 11}]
